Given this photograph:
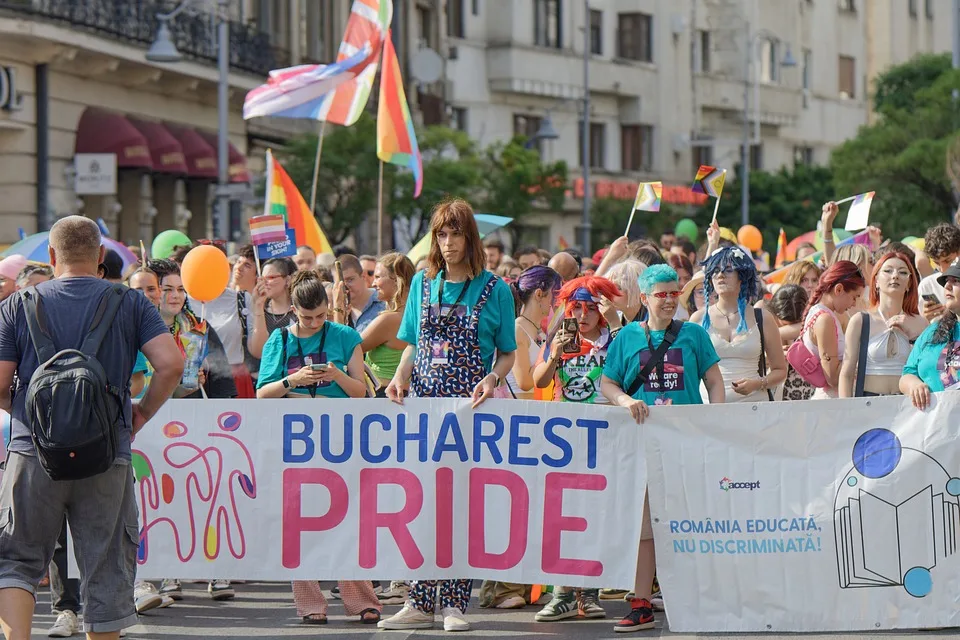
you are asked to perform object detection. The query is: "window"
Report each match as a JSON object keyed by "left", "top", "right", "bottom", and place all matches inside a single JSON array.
[
  {"left": 590, "top": 10, "right": 603, "bottom": 55},
  {"left": 534, "top": 0, "right": 561, "bottom": 48},
  {"left": 417, "top": 6, "right": 435, "bottom": 48},
  {"left": 448, "top": 0, "right": 464, "bottom": 38},
  {"left": 514, "top": 114, "right": 543, "bottom": 154},
  {"left": 749, "top": 144, "right": 763, "bottom": 170},
  {"left": 472, "top": 0, "right": 479, "bottom": 16},
  {"left": 692, "top": 143, "right": 713, "bottom": 172},
  {"left": 793, "top": 146, "right": 815, "bottom": 166},
  {"left": 838, "top": 55, "right": 856, "bottom": 98},
  {"left": 802, "top": 48, "right": 812, "bottom": 90},
  {"left": 618, "top": 13, "right": 653, "bottom": 62},
  {"left": 621, "top": 125, "right": 653, "bottom": 171},
  {"left": 838, "top": 0, "right": 856, "bottom": 12},
  {"left": 759, "top": 39, "right": 779, "bottom": 83},
  {"left": 450, "top": 107, "right": 468, "bottom": 132},
  {"left": 926, "top": 0, "right": 934, "bottom": 18},
  {"left": 909, "top": 0, "right": 918, "bottom": 16},
  {"left": 579, "top": 122, "right": 606, "bottom": 169},
  {"left": 695, "top": 30, "right": 711, "bottom": 72}
]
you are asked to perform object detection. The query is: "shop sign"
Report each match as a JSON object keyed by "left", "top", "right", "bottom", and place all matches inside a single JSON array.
[
  {"left": 74, "top": 153, "right": 117, "bottom": 195},
  {"left": 570, "top": 178, "right": 708, "bottom": 206},
  {"left": 0, "top": 66, "right": 22, "bottom": 112}
]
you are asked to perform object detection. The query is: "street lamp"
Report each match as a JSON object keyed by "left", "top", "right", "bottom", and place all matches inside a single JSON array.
[
  {"left": 147, "top": 0, "right": 231, "bottom": 241},
  {"left": 741, "top": 27, "right": 796, "bottom": 227}
]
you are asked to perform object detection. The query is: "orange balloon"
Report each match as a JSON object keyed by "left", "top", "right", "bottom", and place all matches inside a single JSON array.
[
  {"left": 737, "top": 225, "right": 763, "bottom": 252},
  {"left": 180, "top": 245, "right": 230, "bottom": 303}
]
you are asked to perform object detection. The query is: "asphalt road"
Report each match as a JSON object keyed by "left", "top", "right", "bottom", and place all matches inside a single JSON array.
[{"left": 29, "top": 581, "right": 956, "bottom": 639}]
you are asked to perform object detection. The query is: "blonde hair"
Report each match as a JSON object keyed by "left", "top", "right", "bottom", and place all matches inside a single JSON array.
[
  {"left": 604, "top": 259, "right": 647, "bottom": 309},
  {"left": 425, "top": 198, "right": 485, "bottom": 279},
  {"left": 783, "top": 261, "right": 822, "bottom": 287},
  {"left": 832, "top": 244, "right": 872, "bottom": 274},
  {"left": 378, "top": 252, "right": 415, "bottom": 312}
]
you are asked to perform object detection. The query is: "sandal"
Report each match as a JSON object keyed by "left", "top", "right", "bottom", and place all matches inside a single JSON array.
[
  {"left": 359, "top": 608, "right": 381, "bottom": 625},
  {"left": 301, "top": 614, "right": 327, "bottom": 625}
]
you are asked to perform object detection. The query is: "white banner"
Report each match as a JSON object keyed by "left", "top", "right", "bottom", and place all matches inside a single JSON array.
[
  {"left": 646, "top": 392, "right": 960, "bottom": 632},
  {"left": 132, "top": 398, "right": 645, "bottom": 588}
]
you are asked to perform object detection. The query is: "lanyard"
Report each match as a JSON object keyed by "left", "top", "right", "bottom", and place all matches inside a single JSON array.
[
  {"left": 433, "top": 274, "right": 471, "bottom": 321},
  {"left": 294, "top": 323, "right": 328, "bottom": 399},
  {"left": 643, "top": 323, "right": 667, "bottom": 400}
]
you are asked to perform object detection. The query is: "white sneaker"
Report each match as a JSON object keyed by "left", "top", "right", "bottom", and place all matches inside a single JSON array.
[
  {"left": 134, "top": 581, "right": 163, "bottom": 614},
  {"left": 208, "top": 580, "right": 235, "bottom": 601},
  {"left": 495, "top": 595, "right": 527, "bottom": 609},
  {"left": 158, "top": 595, "right": 175, "bottom": 608},
  {"left": 377, "top": 603, "right": 434, "bottom": 629},
  {"left": 378, "top": 580, "right": 410, "bottom": 605},
  {"left": 441, "top": 607, "right": 470, "bottom": 632},
  {"left": 47, "top": 610, "right": 79, "bottom": 637}
]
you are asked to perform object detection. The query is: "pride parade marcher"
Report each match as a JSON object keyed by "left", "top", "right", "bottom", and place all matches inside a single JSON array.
[
  {"left": 255, "top": 269, "right": 378, "bottom": 625},
  {"left": 383, "top": 199, "right": 517, "bottom": 632},
  {"left": 766, "top": 284, "right": 816, "bottom": 401},
  {"left": 247, "top": 257, "right": 297, "bottom": 360},
  {"left": 331, "top": 253, "right": 386, "bottom": 333},
  {"left": 840, "top": 251, "right": 926, "bottom": 397},
  {"left": 600, "top": 264, "right": 725, "bottom": 632},
  {"left": 354, "top": 252, "right": 415, "bottom": 391},
  {"left": 0, "top": 254, "right": 27, "bottom": 302},
  {"left": 693, "top": 246, "right": 787, "bottom": 403},
  {"left": 918, "top": 222, "right": 960, "bottom": 322}
]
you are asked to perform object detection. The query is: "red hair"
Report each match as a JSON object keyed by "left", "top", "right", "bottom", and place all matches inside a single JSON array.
[
  {"left": 869, "top": 251, "right": 919, "bottom": 315},
  {"left": 804, "top": 260, "right": 866, "bottom": 317},
  {"left": 557, "top": 276, "right": 622, "bottom": 327}
]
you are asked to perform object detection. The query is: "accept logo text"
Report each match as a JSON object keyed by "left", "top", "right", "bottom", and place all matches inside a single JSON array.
[{"left": 719, "top": 476, "right": 760, "bottom": 491}]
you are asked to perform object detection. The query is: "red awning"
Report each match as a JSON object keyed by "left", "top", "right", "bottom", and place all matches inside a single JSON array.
[
  {"left": 126, "top": 117, "right": 188, "bottom": 174},
  {"left": 163, "top": 123, "right": 217, "bottom": 179},
  {"left": 74, "top": 107, "right": 153, "bottom": 169},
  {"left": 197, "top": 130, "right": 251, "bottom": 183}
]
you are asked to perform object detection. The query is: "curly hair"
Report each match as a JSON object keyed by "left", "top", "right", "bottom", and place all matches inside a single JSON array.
[
  {"left": 924, "top": 223, "right": 960, "bottom": 260},
  {"left": 700, "top": 246, "right": 758, "bottom": 333}
]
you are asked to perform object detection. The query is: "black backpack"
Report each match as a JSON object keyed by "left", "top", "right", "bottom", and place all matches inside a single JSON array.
[{"left": 18, "top": 284, "right": 127, "bottom": 481}]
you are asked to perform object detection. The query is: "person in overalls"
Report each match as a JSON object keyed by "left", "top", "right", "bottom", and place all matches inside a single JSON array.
[{"left": 383, "top": 198, "right": 517, "bottom": 632}]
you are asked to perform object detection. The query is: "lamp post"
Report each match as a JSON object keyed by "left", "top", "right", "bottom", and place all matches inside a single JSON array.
[
  {"left": 147, "top": 0, "right": 231, "bottom": 241},
  {"left": 741, "top": 25, "right": 796, "bottom": 228}
]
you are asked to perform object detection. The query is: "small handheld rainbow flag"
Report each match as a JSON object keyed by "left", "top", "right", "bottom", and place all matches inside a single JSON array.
[
  {"left": 692, "top": 165, "right": 726, "bottom": 199},
  {"left": 843, "top": 191, "right": 875, "bottom": 231},
  {"left": 774, "top": 228, "right": 788, "bottom": 269},
  {"left": 249, "top": 214, "right": 288, "bottom": 245}
]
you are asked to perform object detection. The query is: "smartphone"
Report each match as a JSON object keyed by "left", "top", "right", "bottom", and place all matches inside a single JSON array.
[
  {"left": 922, "top": 293, "right": 941, "bottom": 305},
  {"left": 310, "top": 363, "right": 329, "bottom": 371},
  {"left": 562, "top": 317, "right": 581, "bottom": 354},
  {"left": 334, "top": 260, "right": 350, "bottom": 307}
]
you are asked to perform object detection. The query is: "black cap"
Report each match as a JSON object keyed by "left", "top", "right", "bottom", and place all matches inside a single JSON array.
[
  {"left": 936, "top": 259, "right": 960, "bottom": 287},
  {"left": 101, "top": 249, "right": 124, "bottom": 280}
]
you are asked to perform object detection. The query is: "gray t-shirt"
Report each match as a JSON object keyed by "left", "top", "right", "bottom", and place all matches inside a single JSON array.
[{"left": 0, "top": 277, "right": 167, "bottom": 460}]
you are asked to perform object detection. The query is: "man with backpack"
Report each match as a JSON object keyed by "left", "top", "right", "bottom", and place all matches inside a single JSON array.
[{"left": 0, "top": 216, "right": 183, "bottom": 640}]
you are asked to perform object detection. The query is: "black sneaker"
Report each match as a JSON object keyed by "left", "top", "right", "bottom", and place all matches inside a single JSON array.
[
  {"left": 614, "top": 599, "right": 655, "bottom": 633},
  {"left": 330, "top": 585, "right": 341, "bottom": 599}
]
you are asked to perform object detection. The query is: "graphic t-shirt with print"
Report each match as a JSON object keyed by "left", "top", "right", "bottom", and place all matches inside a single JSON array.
[{"left": 542, "top": 327, "right": 612, "bottom": 403}]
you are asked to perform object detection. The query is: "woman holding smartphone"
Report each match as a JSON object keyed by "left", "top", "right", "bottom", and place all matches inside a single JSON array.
[{"left": 256, "top": 270, "right": 379, "bottom": 625}]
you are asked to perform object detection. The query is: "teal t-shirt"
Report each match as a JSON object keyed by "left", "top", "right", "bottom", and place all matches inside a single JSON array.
[
  {"left": 256, "top": 321, "right": 362, "bottom": 398},
  {"left": 903, "top": 320, "right": 960, "bottom": 392},
  {"left": 133, "top": 351, "right": 150, "bottom": 400},
  {"left": 603, "top": 322, "right": 720, "bottom": 406},
  {"left": 398, "top": 270, "right": 518, "bottom": 371}
]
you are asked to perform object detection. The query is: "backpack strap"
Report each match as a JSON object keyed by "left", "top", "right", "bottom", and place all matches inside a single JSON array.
[
  {"left": 625, "top": 320, "right": 682, "bottom": 397},
  {"left": 80, "top": 284, "right": 128, "bottom": 357},
  {"left": 280, "top": 325, "right": 288, "bottom": 372},
  {"left": 855, "top": 312, "right": 870, "bottom": 398},
  {"left": 754, "top": 307, "right": 774, "bottom": 401},
  {"left": 18, "top": 288, "right": 58, "bottom": 363}
]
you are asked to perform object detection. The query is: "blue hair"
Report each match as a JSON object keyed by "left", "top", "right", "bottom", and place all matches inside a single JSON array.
[
  {"left": 638, "top": 264, "right": 679, "bottom": 294},
  {"left": 699, "top": 246, "right": 757, "bottom": 333}
]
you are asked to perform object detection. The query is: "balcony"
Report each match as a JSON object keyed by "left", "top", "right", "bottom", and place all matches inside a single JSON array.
[
  {"left": 0, "top": 0, "right": 275, "bottom": 76},
  {"left": 695, "top": 73, "right": 800, "bottom": 127}
]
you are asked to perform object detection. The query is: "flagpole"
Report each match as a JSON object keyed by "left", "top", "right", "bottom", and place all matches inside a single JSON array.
[
  {"left": 309, "top": 120, "right": 327, "bottom": 216},
  {"left": 377, "top": 160, "right": 385, "bottom": 255},
  {"left": 711, "top": 196, "right": 722, "bottom": 224},
  {"left": 624, "top": 208, "right": 637, "bottom": 236}
]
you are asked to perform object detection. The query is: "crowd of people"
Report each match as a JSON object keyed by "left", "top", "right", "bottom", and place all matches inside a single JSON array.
[{"left": 0, "top": 198, "right": 958, "bottom": 637}]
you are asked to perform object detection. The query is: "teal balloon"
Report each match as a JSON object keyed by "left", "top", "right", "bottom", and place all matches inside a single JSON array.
[
  {"left": 151, "top": 230, "right": 192, "bottom": 260},
  {"left": 675, "top": 219, "right": 698, "bottom": 242}
]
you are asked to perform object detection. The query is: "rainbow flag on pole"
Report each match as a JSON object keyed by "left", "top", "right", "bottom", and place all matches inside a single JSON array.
[
  {"left": 774, "top": 228, "right": 788, "bottom": 269},
  {"left": 692, "top": 165, "right": 726, "bottom": 198},
  {"left": 377, "top": 31, "right": 423, "bottom": 197},
  {"left": 633, "top": 181, "right": 662, "bottom": 212},
  {"left": 264, "top": 150, "right": 333, "bottom": 255}
]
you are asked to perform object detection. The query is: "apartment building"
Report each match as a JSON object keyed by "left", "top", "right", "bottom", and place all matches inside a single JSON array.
[
  {"left": 0, "top": 0, "right": 435, "bottom": 248},
  {"left": 443, "top": 0, "right": 954, "bottom": 250}
]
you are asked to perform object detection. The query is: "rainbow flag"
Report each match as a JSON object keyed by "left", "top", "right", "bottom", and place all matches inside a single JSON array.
[
  {"left": 633, "top": 181, "right": 662, "bottom": 212},
  {"left": 264, "top": 150, "right": 333, "bottom": 255},
  {"left": 377, "top": 32, "right": 422, "bottom": 197},
  {"left": 249, "top": 214, "right": 288, "bottom": 245},
  {"left": 774, "top": 228, "right": 788, "bottom": 269},
  {"left": 557, "top": 236, "right": 570, "bottom": 250},
  {"left": 691, "top": 165, "right": 726, "bottom": 198},
  {"left": 315, "top": 0, "right": 393, "bottom": 126}
]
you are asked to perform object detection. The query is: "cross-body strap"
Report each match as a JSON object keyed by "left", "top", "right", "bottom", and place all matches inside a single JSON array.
[
  {"left": 18, "top": 288, "right": 57, "bottom": 363},
  {"left": 855, "top": 311, "right": 870, "bottom": 398},
  {"left": 626, "top": 320, "right": 682, "bottom": 397},
  {"left": 755, "top": 307, "right": 775, "bottom": 401},
  {"left": 79, "top": 284, "right": 128, "bottom": 357},
  {"left": 280, "top": 325, "right": 288, "bottom": 371}
]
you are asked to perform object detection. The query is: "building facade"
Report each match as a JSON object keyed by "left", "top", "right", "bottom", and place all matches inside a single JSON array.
[{"left": 443, "top": 0, "right": 954, "bottom": 250}]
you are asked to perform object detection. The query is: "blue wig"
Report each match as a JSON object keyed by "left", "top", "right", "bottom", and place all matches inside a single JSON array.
[
  {"left": 700, "top": 246, "right": 757, "bottom": 333},
  {"left": 638, "top": 264, "right": 679, "bottom": 294}
]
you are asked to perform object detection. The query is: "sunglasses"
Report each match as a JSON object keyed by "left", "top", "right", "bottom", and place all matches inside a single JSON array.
[{"left": 648, "top": 291, "right": 682, "bottom": 299}]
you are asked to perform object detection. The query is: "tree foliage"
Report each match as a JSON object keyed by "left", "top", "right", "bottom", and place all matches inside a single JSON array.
[{"left": 831, "top": 55, "right": 960, "bottom": 238}]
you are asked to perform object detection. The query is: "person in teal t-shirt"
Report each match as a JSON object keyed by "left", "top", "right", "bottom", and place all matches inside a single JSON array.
[
  {"left": 257, "top": 270, "right": 367, "bottom": 399},
  {"left": 901, "top": 262, "right": 960, "bottom": 408}
]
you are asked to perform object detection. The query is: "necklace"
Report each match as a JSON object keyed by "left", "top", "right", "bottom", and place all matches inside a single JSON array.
[
  {"left": 714, "top": 304, "right": 739, "bottom": 325},
  {"left": 520, "top": 313, "right": 544, "bottom": 343}
]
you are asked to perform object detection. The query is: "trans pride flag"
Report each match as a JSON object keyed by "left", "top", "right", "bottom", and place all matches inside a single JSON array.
[{"left": 377, "top": 32, "right": 422, "bottom": 197}]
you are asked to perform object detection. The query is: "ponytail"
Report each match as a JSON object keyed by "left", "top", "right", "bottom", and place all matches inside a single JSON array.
[{"left": 804, "top": 260, "right": 865, "bottom": 318}]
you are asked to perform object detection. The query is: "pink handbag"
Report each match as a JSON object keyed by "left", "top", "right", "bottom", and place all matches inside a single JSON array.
[{"left": 786, "top": 311, "right": 830, "bottom": 388}]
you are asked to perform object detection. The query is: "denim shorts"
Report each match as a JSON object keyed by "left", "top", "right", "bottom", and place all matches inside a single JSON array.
[{"left": 0, "top": 452, "right": 140, "bottom": 633}]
